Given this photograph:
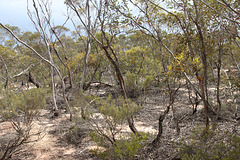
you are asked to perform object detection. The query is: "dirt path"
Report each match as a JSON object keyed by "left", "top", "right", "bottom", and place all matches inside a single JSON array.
[
  {"left": 1, "top": 85, "right": 240, "bottom": 159},
  {"left": 1, "top": 109, "right": 94, "bottom": 160},
  {"left": 27, "top": 110, "right": 76, "bottom": 160}
]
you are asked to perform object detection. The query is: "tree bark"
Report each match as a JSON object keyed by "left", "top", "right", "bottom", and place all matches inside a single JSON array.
[
  {"left": 193, "top": 0, "right": 209, "bottom": 129},
  {"left": 0, "top": 53, "right": 8, "bottom": 89},
  {"left": 28, "top": 72, "right": 40, "bottom": 88},
  {"left": 80, "top": 0, "right": 91, "bottom": 90},
  {"left": 215, "top": 42, "right": 222, "bottom": 120}
]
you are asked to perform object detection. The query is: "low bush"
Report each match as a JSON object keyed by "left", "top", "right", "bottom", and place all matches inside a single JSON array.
[
  {"left": 0, "top": 88, "right": 46, "bottom": 160},
  {"left": 125, "top": 71, "right": 155, "bottom": 98},
  {"left": 86, "top": 94, "right": 148, "bottom": 159},
  {"left": 90, "top": 132, "right": 149, "bottom": 160},
  {"left": 178, "top": 126, "right": 240, "bottom": 160}
]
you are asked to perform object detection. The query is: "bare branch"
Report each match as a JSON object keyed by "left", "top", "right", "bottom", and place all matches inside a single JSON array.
[
  {"left": 12, "top": 64, "right": 34, "bottom": 78},
  {"left": 0, "top": 23, "right": 72, "bottom": 120}
]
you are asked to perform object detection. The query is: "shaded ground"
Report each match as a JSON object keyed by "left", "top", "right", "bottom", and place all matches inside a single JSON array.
[{"left": 1, "top": 84, "right": 240, "bottom": 159}]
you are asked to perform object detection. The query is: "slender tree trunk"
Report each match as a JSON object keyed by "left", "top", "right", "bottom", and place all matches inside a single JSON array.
[
  {"left": 222, "top": 69, "right": 238, "bottom": 117},
  {"left": 229, "top": 50, "right": 240, "bottom": 72},
  {"left": 66, "top": 0, "right": 139, "bottom": 135},
  {"left": 152, "top": 105, "right": 170, "bottom": 145},
  {"left": 151, "top": 86, "right": 179, "bottom": 145},
  {"left": 50, "top": 65, "right": 58, "bottom": 112},
  {"left": 45, "top": 31, "right": 58, "bottom": 113},
  {"left": 30, "top": 0, "right": 60, "bottom": 115},
  {"left": 80, "top": 0, "right": 91, "bottom": 90},
  {"left": 102, "top": 46, "right": 139, "bottom": 135},
  {"left": 0, "top": 22, "right": 72, "bottom": 120},
  {"left": 193, "top": 0, "right": 209, "bottom": 129},
  {"left": 28, "top": 72, "right": 40, "bottom": 88},
  {"left": 0, "top": 53, "right": 8, "bottom": 89},
  {"left": 216, "top": 42, "right": 222, "bottom": 120}
]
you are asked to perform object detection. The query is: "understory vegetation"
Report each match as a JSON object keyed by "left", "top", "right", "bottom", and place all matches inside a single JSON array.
[
  {"left": 179, "top": 126, "right": 240, "bottom": 160},
  {"left": 1, "top": 0, "right": 240, "bottom": 159}
]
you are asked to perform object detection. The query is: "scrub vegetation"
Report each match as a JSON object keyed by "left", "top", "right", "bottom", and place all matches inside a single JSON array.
[{"left": 1, "top": 0, "right": 240, "bottom": 159}]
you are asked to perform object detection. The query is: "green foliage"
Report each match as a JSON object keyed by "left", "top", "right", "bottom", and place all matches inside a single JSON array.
[
  {"left": 89, "top": 131, "right": 107, "bottom": 147},
  {"left": 90, "top": 132, "right": 149, "bottom": 160},
  {"left": 94, "top": 94, "right": 142, "bottom": 124},
  {"left": 125, "top": 71, "right": 141, "bottom": 98},
  {"left": 1, "top": 1, "right": 240, "bottom": 158},
  {"left": 63, "top": 125, "right": 89, "bottom": 146},
  {"left": 88, "top": 95, "right": 144, "bottom": 159},
  {"left": 117, "top": 44, "right": 161, "bottom": 98},
  {"left": 179, "top": 126, "right": 240, "bottom": 160},
  {"left": 0, "top": 88, "right": 46, "bottom": 122},
  {"left": 71, "top": 92, "right": 96, "bottom": 120},
  {"left": 111, "top": 133, "right": 149, "bottom": 160},
  {"left": 125, "top": 71, "right": 155, "bottom": 98},
  {"left": 0, "top": 88, "right": 46, "bottom": 159}
]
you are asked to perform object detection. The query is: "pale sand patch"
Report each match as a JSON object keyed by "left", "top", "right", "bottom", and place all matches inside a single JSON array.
[
  {"left": 120, "top": 122, "right": 157, "bottom": 134},
  {"left": 88, "top": 145, "right": 106, "bottom": 154},
  {"left": 0, "top": 122, "right": 14, "bottom": 136},
  {"left": 63, "top": 148, "right": 76, "bottom": 155},
  {"left": 19, "top": 110, "right": 76, "bottom": 159}
]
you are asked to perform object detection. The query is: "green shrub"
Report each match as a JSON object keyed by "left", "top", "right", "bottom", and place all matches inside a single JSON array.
[
  {"left": 89, "top": 94, "right": 142, "bottom": 144},
  {"left": 112, "top": 133, "right": 149, "bottom": 160},
  {"left": 62, "top": 125, "right": 90, "bottom": 146},
  {"left": 179, "top": 126, "right": 240, "bottom": 160},
  {"left": 94, "top": 94, "right": 141, "bottom": 122},
  {"left": 0, "top": 88, "right": 46, "bottom": 160},
  {"left": 0, "top": 88, "right": 46, "bottom": 120},
  {"left": 125, "top": 71, "right": 155, "bottom": 98},
  {"left": 88, "top": 94, "right": 147, "bottom": 159},
  {"left": 90, "top": 132, "right": 149, "bottom": 160},
  {"left": 70, "top": 91, "right": 97, "bottom": 120}
]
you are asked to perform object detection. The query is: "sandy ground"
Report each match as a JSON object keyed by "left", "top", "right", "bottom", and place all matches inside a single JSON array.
[{"left": 1, "top": 85, "right": 240, "bottom": 160}]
